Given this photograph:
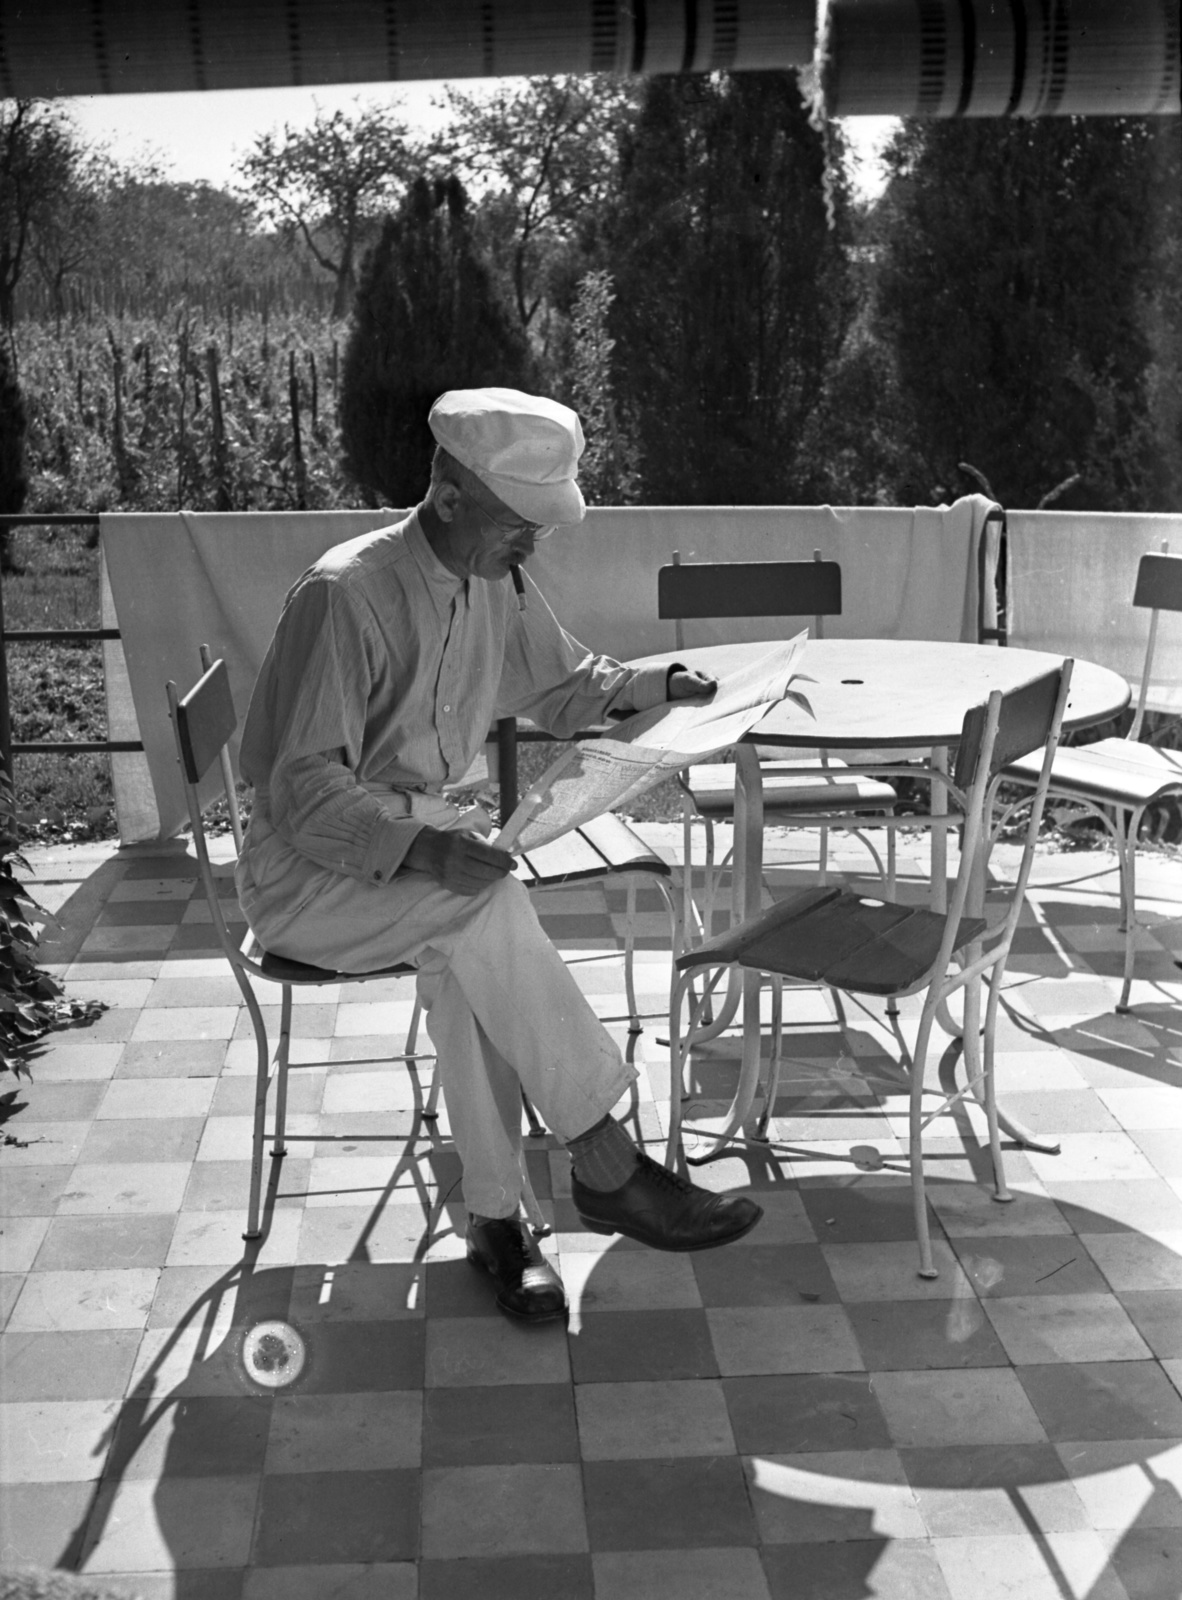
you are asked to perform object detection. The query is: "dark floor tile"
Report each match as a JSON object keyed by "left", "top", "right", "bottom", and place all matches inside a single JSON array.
[
  {"left": 17, "top": 1081, "right": 107, "bottom": 1120},
  {"left": 80, "top": 1117, "right": 205, "bottom": 1165},
  {"left": 0, "top": 1480, "right": 96, "bottom": 1568},
  {"left": 423, "top": 1383, "right": 578, "bottom": 1466},
  {"left": 762, "top": 1539, "right": 952, "bottom": 1600},
  {"left": 108, "top": 1394, "right": 272, "bottom": 1479},
  {"left": 211, "top": 1075, "right": 324, "bottom": 1116},
  {"left": 420, "top": 1554, "right": 593, "bottom": 1600},
  {"left": 425, "top": 1258, "right": 503, "bottom": 1319},
  {"left": 166, "top": 1572, "right": 245, "bottom": 1600},
  {"left": 1018, "top": 1360, "right": 1182, "bottom": 1441},
  {"left": 583, "top": 1456, "right": 757, "bottom": 1551},
  {"left": 568, "top": 1310, "right": 718, "bottom": 1383},
  {"left": 951, "top": 1235, "right": 1110, "bottom": 1297},
  {"left": 253, "top": 1469, "right": 419, "bottom": 1564},
  {"left": 35, "top": 1213, "right": 177, "bottom": 1270},
  {"left": 691, "top": 1242, "right": 840, "bottom": 1307},
  {"left": 1, "top": 1274, "right": 22, "bottom": 1327},
  {"left": 0, "top": 1164, "right": 75, "bottom": 1214},
  {"left": 1109, "top": 1526, "right": 1182, "bottom": 1600},
  {"left": 173, "top": 922, "right": 245, "bottom": 952},
  {"left": 899, "top": 1441, "right": 1073, "bottom": 1492},
  {"left": 847, "top": 1297, "right": 1010, "bottom": 1369},
  {"left": 295, "top": 1319, "right": 425, "bottom": 1393},
  {"left": 98, "top": 900, "right": 188, "bottom": 925},
  {"left": 231, "top": 1001, "right": 335, "bottom": 1039},
  {"left": 797, "top": 1174, "right": 922, "bottom": 1243},
  {"left": 724, "top": 1373, "right": 892, "bottom": 1455},
  {"left": 0, "top": 1328, "right": 142, "bottom": 1400},
  {"left": 122, "top": 855, "right": 199, "bottom": 880},
  {"left": 1118, "top": 1291, "right": 1182, "bottom": 1357},
  {"left": 116, "top": 1040, "right": 228, "bottom": 1077}
]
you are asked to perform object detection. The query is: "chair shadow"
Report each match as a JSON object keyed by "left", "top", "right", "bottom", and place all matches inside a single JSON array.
[{"left": 49, "top": 1024, "right": 1182, "bottom": 1599}]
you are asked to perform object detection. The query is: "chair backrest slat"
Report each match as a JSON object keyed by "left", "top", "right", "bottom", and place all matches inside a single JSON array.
[
  {"left": 952, "top": 667, "right": 1064, "bottom": 795},
  {"left": 658, "top": 560, "right": 842, "bottom": 621},
  {"left": 1132, "top": 551, "right": 1182, "bottom": 614},
  {"left": 175, "top": 658, "right": 237, "bottom": 786}
]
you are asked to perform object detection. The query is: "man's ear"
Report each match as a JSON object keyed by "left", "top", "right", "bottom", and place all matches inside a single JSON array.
[{"left": 432, "top": 480, "right": 463, "bottom": 523}]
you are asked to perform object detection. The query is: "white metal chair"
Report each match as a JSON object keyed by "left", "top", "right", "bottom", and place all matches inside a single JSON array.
[
  {"left": 994, "top": 548, "right": 1182, "bottom": 1012},
  {"left": 659, "top": 554, "right": 899, "bottom": 951},
  {"left": 667, "top": 660, "right": 1073, "bottom": 1279}
]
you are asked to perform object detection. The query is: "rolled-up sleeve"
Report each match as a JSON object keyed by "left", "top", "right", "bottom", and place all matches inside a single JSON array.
[{"left": 495, "top": 569, "right": 675, "bottom": 736}]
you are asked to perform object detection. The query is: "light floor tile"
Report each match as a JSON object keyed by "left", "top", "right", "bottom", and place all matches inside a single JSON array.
[
  {"left": 576, "top": 1379, "right": 735, "bottom": 1460},
  {"left": 873, "top": 1370, "right": 1049, "bottom": 1449},
  {"left": 822, "top": 1241, "right": 975, "bottom": 1301},
  {"left": 592, "top": 1546, "right": 771, "bottom": 1600},
  {"left": 746, "top": 1449, "right": 926, "bottom": 1542},
  {"left": 707, "top": 1304, "right": 863, "bottom": 1376},
  {"left": 933, "top": 1530, "right": 1129, "bottom": 1600},
  {"left": 560, "top": 1250, "right": 701, "bottom": 1316},
  {"left": 8, "top": 1269, "right": 158, "bottom": 1332},
  {"left": 1055, "top": 1440, "right": 1182, "bottom": 1529},
  {"left": 983, "top": 1294, "right": 1152, "bottom": 1364},
  {"left": 266, "top": 1390, "right": 422, "bottom": 1473},
  {"left": 0, "top": 1398, "right": 119, "bottom": 1482},
  {"left": 56, "top": 1164, "right": 192, "bottom": 1216},
  {"left": 1097, "top": 1087, "right": 1182, "bottom": 1129},
  {"left": 165, "top": 1211, "right": 301, "bottom": 1267},
  {"left": 130, "top": 1006, "right": 239, "bottom": 1042},
  {"left": 321, "top": 1072, "right": 420, "bottom": 1114},
  {"left": 0, "top": 1216, "right": 50, "bottom": 1273},
  {"left": 80, "top": 1474, "right": 259, "bottom": 1571},
  {"left": 420, "top": 1463, "right": 587, "bottom": 1558},
  {"left": 1027, "top": 1132, "right": 1160, "bottom": 1184}
]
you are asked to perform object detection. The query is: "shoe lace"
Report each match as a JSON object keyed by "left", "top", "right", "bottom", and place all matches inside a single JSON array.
[{"left": 638, "top": 1153, "right": 695, "bottom": 1195}]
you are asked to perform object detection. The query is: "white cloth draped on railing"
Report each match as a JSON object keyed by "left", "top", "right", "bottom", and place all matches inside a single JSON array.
[{"left": 100, "top": 497, "right": 997, "bottom": 843}]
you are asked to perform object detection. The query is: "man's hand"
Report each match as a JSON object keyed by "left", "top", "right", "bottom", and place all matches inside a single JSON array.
[
  {"left": 403, "top": 827, "right": 514, "bottom": 896},
  {"left": 668, "top": 669, "right": 718, "bottom": 701}
]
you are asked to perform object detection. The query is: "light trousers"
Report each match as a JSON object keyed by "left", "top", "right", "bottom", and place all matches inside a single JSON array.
[{"left": 237, "top": 799, "right": 636, "bottom": 1217}]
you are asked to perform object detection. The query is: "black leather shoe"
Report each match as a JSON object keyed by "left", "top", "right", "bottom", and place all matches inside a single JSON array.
[
  {"left": 571, "top": 1152, "right": 763, "bottom": 1252},
  {"left": 466, "top": 1216, "right": 567, "bottom": 1322}
]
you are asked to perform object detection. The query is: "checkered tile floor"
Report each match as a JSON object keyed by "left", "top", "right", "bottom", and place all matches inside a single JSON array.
[{"left": 3, "top": 825, "right": 1182, "bottom": 1600}]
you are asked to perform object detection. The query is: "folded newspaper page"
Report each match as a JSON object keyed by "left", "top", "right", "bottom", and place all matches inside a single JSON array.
[{"left": 495, "top": 633, "right": 810, "bottom": 854}]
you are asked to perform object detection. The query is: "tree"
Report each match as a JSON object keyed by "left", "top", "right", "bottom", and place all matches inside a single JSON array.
[
  {"left": 872, "top": 116, "right": 1181, "bottom": 511},
  {"left": 0, "top": 338, "right": 27, "bottom": 570},
  {"left": 606, "top": 72, "right": 854, "bottom": 505},
  {"left": 430, "top": 77, "right": 638, "bottom": 352},
  {"left": 237, "top": 104, "right": 417, "bottom": 318},
  {"left": 566, "top": 269, "right": 638, "bottom": 505},
  {"left": 339, "top": 174, "right": 532, "bottom": 506},
  {"left": 0, "top": 100, "right": 80, "bottom": 328}
]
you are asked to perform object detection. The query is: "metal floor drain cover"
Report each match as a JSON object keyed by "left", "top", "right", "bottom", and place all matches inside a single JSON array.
[{"left": 242, "top": 1320, "right": 306, "bottom": 1388}]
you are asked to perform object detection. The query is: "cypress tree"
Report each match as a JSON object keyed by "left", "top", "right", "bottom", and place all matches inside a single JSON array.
[{"left": 340, "top": 175, "right": 532, "bottom": 507}]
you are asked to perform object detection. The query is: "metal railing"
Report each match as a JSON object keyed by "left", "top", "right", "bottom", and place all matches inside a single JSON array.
[{"left": 0, "top": 514, "right": 146, "bottom": 777}]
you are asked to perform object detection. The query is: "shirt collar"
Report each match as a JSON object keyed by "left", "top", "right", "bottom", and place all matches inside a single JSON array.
[{"left": 403, "top": 508, "right": 467, "bottom": 603}]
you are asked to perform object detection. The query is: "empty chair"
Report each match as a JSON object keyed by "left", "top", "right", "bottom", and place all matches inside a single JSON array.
[
  {"left": 996, "top": 549, "right": 1182, "bottom": 1011},
  {"left": 666, "top": 661, "right": 1073, "bottom": 1279},
  {"left": 657, "top": 553, "right": 898, "bottom": 941}
]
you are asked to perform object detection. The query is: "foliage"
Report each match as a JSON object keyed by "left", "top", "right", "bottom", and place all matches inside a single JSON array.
[
  {"left": 429, "top": 76, "right": 638, "bottom": 357},
  {"left": 565, "top": 269, "right": 638, "bottom": 505},
  {"left": 606, "top": 72, "right": 855, "bottom": 506},
  {"left": 0, "top": 100, "right": 82, "bottom": 327},
  {"left": 339, "top": 174, "right": 532, "bottom": 506},
  {"left": 0, "top": 336, "right": 28, "bottom": 572},
  {"left": 237, "top": 103, "right": 418, "bottom": 318},
  {"left": 14, "top": 310, "right": 358, "bottom": 514},
  {"left": 872, "top": 116, "right": 1181, "bottom": 511},
  {"left": 0, "top": 771, "right": 106, "bottom": 1078}
]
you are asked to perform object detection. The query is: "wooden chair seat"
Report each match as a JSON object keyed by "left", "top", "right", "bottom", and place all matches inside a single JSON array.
[
  {"left": 685, "top": 760, "right": 898, "bottom": 818},
  {"left": 678, "top": 884, "right": 988, "bottom": 997},
  {"left": 253, "top": 944, "right": 418, "bottom": 986},
  {"left": 1004, "top": 737, "right": 1182, "bottom": 808}
]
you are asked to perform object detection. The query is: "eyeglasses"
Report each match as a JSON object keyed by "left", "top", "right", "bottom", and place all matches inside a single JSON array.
[{"left": 463, "top": 488, "right": 552, "bottom": 542}]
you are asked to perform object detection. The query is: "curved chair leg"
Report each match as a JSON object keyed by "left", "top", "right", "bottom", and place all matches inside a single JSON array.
[
  {"left": 272, "top": 983, "right": 293, "bottom": 1158},
  {"left": 908, "top": 992, "right": 941, "bottom": 1279},
  {"left": 236, "top": 967, "right": 272, "bottom": 1242},
  {"left": 666, "top": 966, "right": 721, "bottom": 1167},
  {"left": 623, "top": 879, "right": 641, "bottom": 1033},
  {"left": 981, "top": 968, "right": 1011, "bottom": 1203},
  {"left": 1117, "top": 804, "right": 1144, "bottom": 1014},
  {"left": 755, "top": 977, "right": 784, "bottom": 1140}
]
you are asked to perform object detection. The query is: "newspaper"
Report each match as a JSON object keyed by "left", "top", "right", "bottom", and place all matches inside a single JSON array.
[{"left": 495, "top": 633, "right": 812, "bottom": 853}]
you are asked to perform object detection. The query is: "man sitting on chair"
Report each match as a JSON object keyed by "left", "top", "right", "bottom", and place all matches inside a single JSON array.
[{"left": 236, "top": 387, "right": 762, "bottom": 1321}]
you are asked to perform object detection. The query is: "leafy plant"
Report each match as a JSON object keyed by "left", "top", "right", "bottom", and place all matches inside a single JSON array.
[{"left": 0, "top": 771, "right": 105, "bottom": 1077}]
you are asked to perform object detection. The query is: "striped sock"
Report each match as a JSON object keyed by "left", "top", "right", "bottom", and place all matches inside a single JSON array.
[{"left": 566, "top": 1114, "right": 641, "bottom": 1192}]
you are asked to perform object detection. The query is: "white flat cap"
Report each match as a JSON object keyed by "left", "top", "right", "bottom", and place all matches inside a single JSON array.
[{"left": 429, "top": 387, "right": 586, "bottom": 526}]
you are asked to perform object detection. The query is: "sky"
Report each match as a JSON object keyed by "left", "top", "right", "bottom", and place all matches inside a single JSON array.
[{"left": 64, "top": 81, "right": 898, "bottom": 200}]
